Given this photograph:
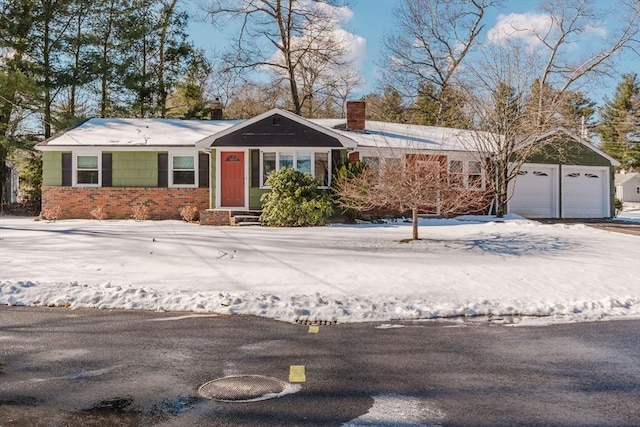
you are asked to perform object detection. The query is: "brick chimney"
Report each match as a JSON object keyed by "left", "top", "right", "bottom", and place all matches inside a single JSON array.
[
  {"left": 346, "top": 101, "right": 365, "bottom": 131},
  {"left": 210, "top": 97, "right": 223, "bottom": 120}
]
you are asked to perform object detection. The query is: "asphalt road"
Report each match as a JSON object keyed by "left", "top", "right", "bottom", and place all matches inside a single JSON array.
[{"left": 1, "top": 307, "right": 639, "bottom": 427}]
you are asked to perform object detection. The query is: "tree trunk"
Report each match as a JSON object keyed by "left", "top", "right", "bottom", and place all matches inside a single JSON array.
[
  {"left": 43, "top": 1, "right": 52, "bottom": 138},
  {"left": 496, "top": 164, "right": 508, "bottom": 218},
  {"left": 158, "top": 0, "right": 177, "bottom": 118},
  {"left": 412, "top": 207, "right": 419, "bottom": 240}
]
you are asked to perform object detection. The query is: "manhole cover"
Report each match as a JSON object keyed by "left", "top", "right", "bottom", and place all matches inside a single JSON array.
[{"left": 198, "top": 375, "right": 288, "bottom": 402}]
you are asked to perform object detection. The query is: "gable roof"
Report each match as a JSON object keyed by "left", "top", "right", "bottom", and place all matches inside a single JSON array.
[
  {"left": 530, "top": 128, "right": 620, "bottom": 166},
  {"left": 197, "top": 108, "right": 357, "bottom": 149},
  {"left": 37, "top": 118, "right": 239, "bottom": 150},
  {"left": 615, "top": 172, "right": 640, "bottom": 184}
]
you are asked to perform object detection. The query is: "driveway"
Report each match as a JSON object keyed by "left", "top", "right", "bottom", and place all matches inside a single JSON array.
[{"left": 538, "top": 218, "right": 640, "bottom": 236}]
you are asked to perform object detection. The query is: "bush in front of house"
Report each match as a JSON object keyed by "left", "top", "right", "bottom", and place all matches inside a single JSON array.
[
  {"left": 131, "top": 204, "right": 149, "bottom": 221},
  {"left": 40, "top": 205, "right": 62, "bottom": 221},
  {"left": 614, "top": 197, "right": 623, "bottom": 216},
  {"left": 332, "top": 160, "right": 368, "bottom": 223},
  {"left": 179, "top": 205, "right": 199, "bottom": 222},
  {"left": 90, "top": 205, "right": 108, "bottom": 221},
  {"left": 260, "top": 168, "right": 333, "bottom": 226}
]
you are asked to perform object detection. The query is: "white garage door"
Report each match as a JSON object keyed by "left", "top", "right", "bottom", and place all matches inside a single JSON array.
[
  {"left": 508, "top": 164, "right": 558, "bottom": 218},
  {"left": 562, "top": 166, "right": 609, "bottom": 218}
]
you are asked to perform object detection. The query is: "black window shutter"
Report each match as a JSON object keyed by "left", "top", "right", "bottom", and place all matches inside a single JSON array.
[
  {"left": 331, "top": 149, "right": 342, "bottom": 170},
  {"left": 158, "top": 152, "right": 168, "bottom": 187},
  {"left": 251, "top": 150, "right": 260, "bottom": 187},
  {"left": 102, "top": 153, "right": 112, "bottom": 187},
  {"left": 61, "top": 152, "right": 72, "bottom": 186},
  {"left": 198, "top": 152, "right": 209, "bottom": 188}
]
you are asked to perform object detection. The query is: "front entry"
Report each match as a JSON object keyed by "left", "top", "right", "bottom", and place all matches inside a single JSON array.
[{"left": 220, "top": 151, "right": 245, "bottom": 207}]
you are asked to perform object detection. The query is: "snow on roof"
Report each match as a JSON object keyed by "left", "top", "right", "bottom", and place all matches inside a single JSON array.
[
  {"left": 312, "top": 119, "right": 491, "bottom": 152},
  {"left": 39, "top": 118, "right": 240, "bottom": 148},
  {"left": 39, "top": 116, "right": 492, "bottom": 153}
]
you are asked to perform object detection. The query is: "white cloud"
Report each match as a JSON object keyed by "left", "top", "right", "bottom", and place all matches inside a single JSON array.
[
  {"left": 585, "top": 23, "right": 607, "bottom": 38},
  {"left": 487, "top": 12, "right": 555, "bottom": 49},
  {"left": 266, "top": 3, "right": 366, "bottom": 82},
  {"left": 487, "top": 12, "right": 608, "bottom": 51}
]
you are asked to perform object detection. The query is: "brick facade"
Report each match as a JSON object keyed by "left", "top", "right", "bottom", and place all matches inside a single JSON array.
[
  {"left": 41, "top": 186, "right": 209, "bottom": 220},
  {"left": 199, "top": 210, "right": 231, "bottom": 226}
]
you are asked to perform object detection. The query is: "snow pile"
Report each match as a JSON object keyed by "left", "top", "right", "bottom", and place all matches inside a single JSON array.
[
  {"left": 616, "top": 202, "right": 640, "bottom": 223},
  {"left": 1, "top": 215, "right": 638, "bottom": 325}
]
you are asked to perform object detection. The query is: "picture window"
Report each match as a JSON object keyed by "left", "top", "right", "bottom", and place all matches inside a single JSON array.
[{"left": 261, "top": 151, "right": 331, "bottom": 187}]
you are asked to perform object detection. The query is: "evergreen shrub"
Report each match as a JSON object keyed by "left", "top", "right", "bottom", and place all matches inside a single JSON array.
[{"left": 260, "top": 168, "right": 333, "bottom": 226}]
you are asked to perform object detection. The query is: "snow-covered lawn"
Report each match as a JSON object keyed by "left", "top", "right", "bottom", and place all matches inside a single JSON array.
[{"left": 1, "top": 213, "right": 638, "bottom": 326}]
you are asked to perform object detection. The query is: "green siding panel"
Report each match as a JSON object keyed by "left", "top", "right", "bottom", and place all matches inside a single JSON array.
[
  {"left": 249, "top": 187, "right": 269, "bottom": 210},
  {"left": 42, "top": 152, "right": 63, "bottom": 186},
  {"left": 525, "top": 139, "right": 611, "bottom": 166},
  {"left": 112, "top": 152, "right": 158, "bottom": 187}
]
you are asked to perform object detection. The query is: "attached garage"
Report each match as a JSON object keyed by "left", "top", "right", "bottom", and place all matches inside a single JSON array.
[{"left": 507, "top": 129, "right": 619, "bottom": 219}]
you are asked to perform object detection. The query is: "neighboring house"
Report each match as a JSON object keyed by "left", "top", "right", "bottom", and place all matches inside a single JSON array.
[
  {"left": 36, "top": 102, "right": 619, "bottom": 221},
  {"left": 615, "top": 172, "right": 640, "bottom": 203}
]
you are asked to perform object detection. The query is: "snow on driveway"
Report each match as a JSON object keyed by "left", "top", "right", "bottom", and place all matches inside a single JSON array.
[{"left": 1, "top": 215, "right": 638, "bottom": 325}]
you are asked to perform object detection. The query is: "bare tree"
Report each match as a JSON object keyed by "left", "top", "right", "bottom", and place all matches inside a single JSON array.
[
  {"left": 326, "top": 67, "right": 364, "bottom": 118},
  {"left": 334, "top": 152, "right": 491, "bottom": 241},
  {"left": 223, "top": 81, "right": 283, "bottom": 119},
  {"left": 464, "top": 0, "right": 640, "bottom": 217},
  {"left": 204, "top": 0, "right": 355, "bottom": 116},
  {"left": 381, "top": 0, "right": 497, "bottom": 126}
]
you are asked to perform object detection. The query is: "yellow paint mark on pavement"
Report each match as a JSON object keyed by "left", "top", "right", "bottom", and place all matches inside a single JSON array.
[
  {"left": 308, "top": 325, "right": 319, "bottom": 334},
  {"left": 289, "top": 365, "right": 306, "bottom": 383}
]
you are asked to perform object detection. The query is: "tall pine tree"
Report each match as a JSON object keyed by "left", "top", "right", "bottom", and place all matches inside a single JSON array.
[{"left": 597, "top": 73, "right": 640, "bottom": 170}]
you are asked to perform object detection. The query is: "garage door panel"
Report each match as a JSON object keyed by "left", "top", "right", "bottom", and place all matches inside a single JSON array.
[
  {"left": 508, "top": 165, "right": 557, "bottom": 218},
  {"left": 562, "top": 166, "right": 607, "bottom": 218}
]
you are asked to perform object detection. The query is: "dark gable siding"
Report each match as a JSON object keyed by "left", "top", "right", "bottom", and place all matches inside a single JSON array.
[{"left": 212, "top": 114, "right": 343, "bottom": 148}]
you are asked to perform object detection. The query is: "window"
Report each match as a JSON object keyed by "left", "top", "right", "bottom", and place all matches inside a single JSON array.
[
  {"left": 449, "top": 160, "right": 463, "bottom": 186},
  {"left": 297, "top": 152, "right": 312, "bottom": 174},
  {"left": 315, "top": 152, "right": 329, "bottom": 186},
  {"left": 172, "top": 155, "right": 195, "bottom": 186},
  {"left": 263, "top": 152, "right": 276, "bottom": 184},
  {"left": 279, "top": 152, "right": 294, "bottom": 169},
  {"left": 76, "top": 155, "right": 99, "bottom": 186},
  {"left": 261, "top": 151, "right": 331, "bottom": 187},
  {"left": 468, "top": 160, "right": 482, "bottom": 188},
  {"left": 362, "top": 156, "right": 380, "bottom": 169}
]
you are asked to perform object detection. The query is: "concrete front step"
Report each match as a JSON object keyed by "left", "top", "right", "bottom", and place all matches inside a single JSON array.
[{"left": 230, "top": 211, "right": 262, "bottom": 226}]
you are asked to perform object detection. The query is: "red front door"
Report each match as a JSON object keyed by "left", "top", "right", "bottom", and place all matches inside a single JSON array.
[{"left": 220, "top": 151, "right": 245, "bottom": 207}]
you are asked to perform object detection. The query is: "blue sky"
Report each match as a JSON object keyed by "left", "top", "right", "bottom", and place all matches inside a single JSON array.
[{"left": 188, "top": 0, "right": 638, "bottom": 105}]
